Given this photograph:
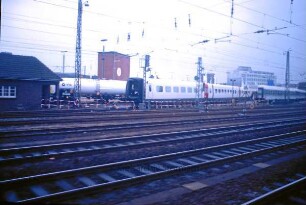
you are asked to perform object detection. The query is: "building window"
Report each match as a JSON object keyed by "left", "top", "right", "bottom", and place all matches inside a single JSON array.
[{"left": 0, "top": 86, "right": 16, "bottom": 98}]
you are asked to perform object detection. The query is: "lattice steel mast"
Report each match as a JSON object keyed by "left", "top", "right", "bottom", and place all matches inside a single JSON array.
[
  {"left": 74, "top": 0, "right": 86, "bottom": 101},
  {"left": 285, "top": 50, "right": 290, "bottom": 100}
]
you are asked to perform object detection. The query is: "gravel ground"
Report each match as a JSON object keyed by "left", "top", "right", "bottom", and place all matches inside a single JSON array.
[
  {"left": 65, "top": 144, "right": 306, "bottom": 205},
  {"left": 160, "top": 155, "right": 306, "bottom": 205}
]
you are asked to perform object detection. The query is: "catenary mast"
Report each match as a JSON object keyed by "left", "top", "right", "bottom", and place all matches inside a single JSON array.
[{"left": 74, "top": 0, "right": 88, "bottom": 102}]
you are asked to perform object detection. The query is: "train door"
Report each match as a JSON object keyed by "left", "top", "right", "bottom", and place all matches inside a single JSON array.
[
  {"left": 257, "top": 88, "right": 264, "bottom": 100},
  {"left": 146, "top": 82, "right": 153, "bottom": 100},
  {"left": 204, "top": 83, "right": 209, "bottom": 99}
]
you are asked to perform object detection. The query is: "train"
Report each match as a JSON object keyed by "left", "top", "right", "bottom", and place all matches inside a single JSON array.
[
  {"left": 125, "top": 77, "right": 306, "bottom": 104},
  {"left": 54, "top": 77, "right": 306, "bottom": 106},
  {"left": 58, "top": 78, "right": 126, "bottom": 101}
]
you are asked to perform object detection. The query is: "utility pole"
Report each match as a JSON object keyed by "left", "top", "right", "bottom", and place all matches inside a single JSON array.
[
  {"left": 143, "top": 55, "right": 150, "bottom": 102},
  {"left": 74, "top": 0, "right": 89, "bottom": 102},
  {"left": 285, "top": 50, "right": 290, "bottom": 100},
  {"left": 195, "top": 57, "right": 204, "bottom": 105},
  {"left": 230, "top": 79, "right": 236, "bottom": 98},
  {"left": 101, "top": 39, "right": 107, "bottom": 79},
  {"left": 61, "top": 51, "right": 67, "bottom": 73}
]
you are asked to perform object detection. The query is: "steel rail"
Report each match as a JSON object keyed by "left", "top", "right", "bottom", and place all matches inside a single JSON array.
[
  {"left": 1, "top": 130, "right": 305, "bottom": 203},
  {"left": 0, "top": 118, "right": 305, "bottom": 165},
  {"left": 1, "top": 112, "right": 305, "bottom": 138},
  {"left": 241, "top": 176, "right": 306, "bottom": 205},
  {"left": 0, "top": 104, "right": 302, "bottom": 119}
]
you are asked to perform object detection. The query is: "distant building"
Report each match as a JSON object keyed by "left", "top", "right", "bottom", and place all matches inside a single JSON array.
[
  {"left": 227, "top": 66, "right": 277, "bottom": 86},
  {"left": 97, "top": 51, "right": 130, "bottom": 81},
  {"left": 0, "top": 52, "right": 61, "bottom": 111},
  {"left": 206, "top": 72, "right": 215, "bottom": 84}
]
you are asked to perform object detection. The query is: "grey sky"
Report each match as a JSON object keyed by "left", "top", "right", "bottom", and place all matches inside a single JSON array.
[{"left": 1, "top": 0, "right": 305, "bottom": 84}]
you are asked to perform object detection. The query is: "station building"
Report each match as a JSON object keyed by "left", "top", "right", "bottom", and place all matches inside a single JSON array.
[
  {"left": 227, "top": 66, "right": 277, "bottom": 86},
  {"left": 97, "top": 51, "right": 130, "bottom": 81},
  {"left": 0, "top": 52, "right": 61, "bottom": 111}
]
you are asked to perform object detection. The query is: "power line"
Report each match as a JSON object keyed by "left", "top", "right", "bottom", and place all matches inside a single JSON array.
[
  {"left": 179, "top": 0, "right": 264, "bottom": 29},
  {"left": 234, "top": 3, "right": 303, "bottom": 28}
]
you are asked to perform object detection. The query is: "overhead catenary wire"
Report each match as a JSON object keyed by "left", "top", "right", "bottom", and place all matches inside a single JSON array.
[{"left": 1, "top": 0, "right": 305, "bottom": 83}]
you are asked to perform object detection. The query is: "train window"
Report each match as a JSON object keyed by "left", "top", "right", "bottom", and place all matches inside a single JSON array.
[
  {"left": 149, "top": 85, "right": 152, "bottom": 92},
  {"left": 156, "top": 86, "right": 163, "bottom": 92},
  {"left": 215, "top": 89, "right": 217, "bottom": 93},
  {"left": 165, "top": 86, "right": 171, "bottom": 92},
  {"left": 173, "top": 86, "right": 179, "bottom": 93},
  {"left": 187, "top": 87, "right": 192, "bottom": 93},
  {"left": 180, "top": 87, "right": 186, "bottom": 93}
]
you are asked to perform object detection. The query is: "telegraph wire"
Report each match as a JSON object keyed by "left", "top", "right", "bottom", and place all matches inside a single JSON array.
[{"left": 3, "top": 1, "right": 305, "bottom": 80}]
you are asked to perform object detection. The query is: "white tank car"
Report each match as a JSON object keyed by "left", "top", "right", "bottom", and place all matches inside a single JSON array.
[
  {"left": 100, "top": 80, "right": 127, "bottom": 95},
  {"left": 59, "top": 78, "right": 126, "bottom": 98}
]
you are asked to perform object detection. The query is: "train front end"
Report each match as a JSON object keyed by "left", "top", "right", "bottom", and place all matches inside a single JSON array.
[{"left": 125, "top": 78, "right": 144, "bottom": 104}]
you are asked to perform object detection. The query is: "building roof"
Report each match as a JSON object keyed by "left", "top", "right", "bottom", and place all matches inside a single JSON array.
[
  {"left": 97, "top": 51, "right": 131, "bottom": 58},
  {"left": 0, "top": 52, "right": 61, "bottom": 82}
]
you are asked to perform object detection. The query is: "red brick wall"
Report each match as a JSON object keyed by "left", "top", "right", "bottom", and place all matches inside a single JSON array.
[{"left": 98, "top": 52, "right": 130, "bottom": 81}]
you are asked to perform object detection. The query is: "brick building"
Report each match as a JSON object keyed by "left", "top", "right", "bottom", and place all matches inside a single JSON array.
[
  {"left": 97, "top": 51, "right": 130, "bottom": 80},
  {"left": 0, "top": 53, "right": 61, "bottom": 111}
]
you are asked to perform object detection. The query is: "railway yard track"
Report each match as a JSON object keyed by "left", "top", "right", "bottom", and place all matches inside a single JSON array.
[
  {"left": 0, "top": 110, "right": 304, "bottom": 142},
  {"left": 0, "top": 103, "right": 305, "bottom": 204},
  {"left": 1, "top": 131, "right": 305, "bottom": 203},
  {"left": 0, "top": 117, "right": 305, "bottom": 165}
]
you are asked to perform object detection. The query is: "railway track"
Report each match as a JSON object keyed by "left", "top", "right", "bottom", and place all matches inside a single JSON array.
[
  {"left": 0, "top": 106, "right": 304, "bottom": 127},
  {"left": 0, "top": 118, "right": 305, "bottom": 165},
  {"left": 242, "top": 175, "right": 306, "bottom": 205},
  {"left": 1, "top": 130, "right": 305, "bottom": 203},
  {"left": 1, "top": 112, "right": 305, "bottom": 139}
]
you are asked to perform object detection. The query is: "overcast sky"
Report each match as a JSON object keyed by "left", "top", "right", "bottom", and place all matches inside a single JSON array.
[{"left": 1, "top": 0, "right": 306, "bottom": 84}]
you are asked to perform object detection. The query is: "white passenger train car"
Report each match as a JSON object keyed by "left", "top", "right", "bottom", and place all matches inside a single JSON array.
[
  {"left": 127, "top": 78, "right": 247, "bottom": 102},
  {"left": 205, "top": 83, "right": 241, "bottom": 99},
  {"left": 146, "top": 79, "right": 196, "bottom": 100},
  {"left": 258, "top": 85, "right": 306, "bottom": 101}
]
